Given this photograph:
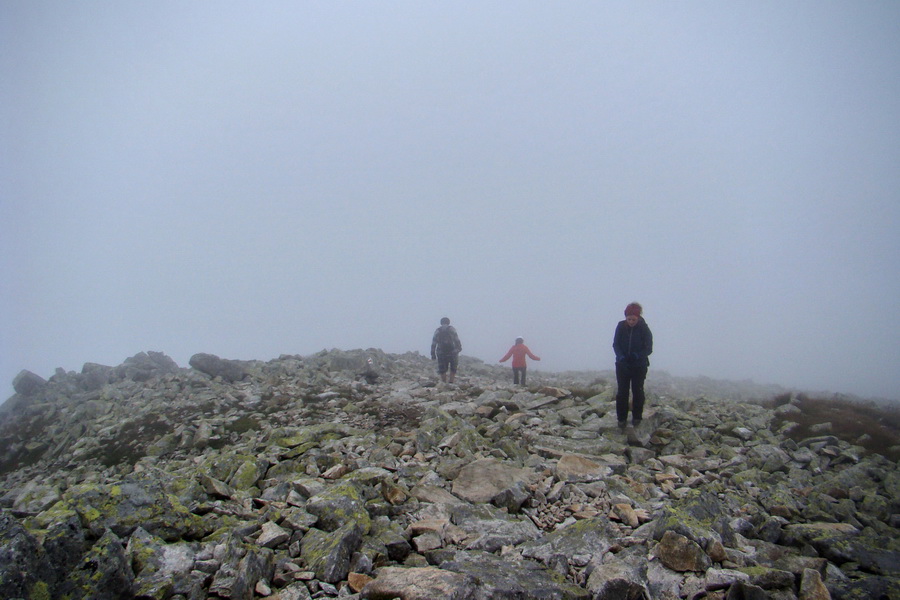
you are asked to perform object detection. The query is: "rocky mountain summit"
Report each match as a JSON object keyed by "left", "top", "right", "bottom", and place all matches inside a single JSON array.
[{"left": 1, "top": 349, "right": 898, "bottom": 600}]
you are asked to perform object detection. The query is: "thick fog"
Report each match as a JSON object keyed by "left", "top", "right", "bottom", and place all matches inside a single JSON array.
[{"left": 2, "top": 3, "right": 899, "bottom": 401}]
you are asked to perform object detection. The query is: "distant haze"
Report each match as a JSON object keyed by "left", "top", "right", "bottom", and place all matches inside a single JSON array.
[{"left": 2, "top": 3, "right": 899, "bottom": 401}]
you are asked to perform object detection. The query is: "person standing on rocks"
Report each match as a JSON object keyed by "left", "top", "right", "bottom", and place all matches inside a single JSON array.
[
  {"left": 431, "top": 317, "right": 462, "bottom": 383},
  {"left": 613, "top": 302, "right": 653, "bottom": 428},
  {"left": 499, "top": 337, "right": 540, "bottom": 386}
]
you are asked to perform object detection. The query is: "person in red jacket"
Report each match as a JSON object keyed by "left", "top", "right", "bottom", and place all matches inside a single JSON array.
[{"left": 499, "top": 337, "right": 541, "bottom": 385}]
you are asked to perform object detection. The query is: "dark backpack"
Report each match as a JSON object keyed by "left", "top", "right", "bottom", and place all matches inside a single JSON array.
[{"left": 437, "top": 326, "right": 457, "bottom": 353}]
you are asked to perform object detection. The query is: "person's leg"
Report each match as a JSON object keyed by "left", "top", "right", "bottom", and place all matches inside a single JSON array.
[
  {"left": 437, "top": 355, "right": 449, "bottom": 382},
  {"left": 448, "top": 354, "right": 459, "bottom": 383},
  {"left": 512, "top": 368, "right": 520, "bottom": 385},
  {"left": 520, "top": 366, "right": 527, "bottom": 386},
  {"left": 631, "top": 366, "right": 648, "bottom": 424},
  {"left": 615, "top": 363, "right": 631, "bottom": 426}
]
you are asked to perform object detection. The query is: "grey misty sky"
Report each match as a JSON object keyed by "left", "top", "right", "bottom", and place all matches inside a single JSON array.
[{"left": 2, "top": 2, "right": 899, "bottom": 400}]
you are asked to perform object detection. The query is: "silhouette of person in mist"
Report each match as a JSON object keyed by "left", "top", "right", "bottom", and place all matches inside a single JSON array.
[{"left": 431, "top": 317, "right": 462, "bottom": 383}]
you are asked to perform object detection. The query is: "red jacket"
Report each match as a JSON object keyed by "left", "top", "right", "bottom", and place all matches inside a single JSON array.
[{"left": 499, "top": 344, "right": 540, "bottom": 368}]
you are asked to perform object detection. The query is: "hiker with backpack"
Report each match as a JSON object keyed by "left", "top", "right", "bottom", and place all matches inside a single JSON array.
[
  {"left": 499, "top": 337, "right": 540, "bottom": 386},
  {"left": 431, "top": 317, "right": 463, "bottom": 383},
  {"left": 613, "top": 302, "right": 653, "bottom": 429}
]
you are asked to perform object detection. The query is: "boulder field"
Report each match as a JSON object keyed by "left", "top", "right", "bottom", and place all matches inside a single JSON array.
[{"left": 0, "top": 349, "right": 897, "bottom": 599}]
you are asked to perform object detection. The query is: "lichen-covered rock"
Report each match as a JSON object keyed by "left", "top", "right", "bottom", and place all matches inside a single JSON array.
[
  {"left": 0, "top": 511, "right": 53, "bottom": 599},
  {"left": 10, "top": 480, "right": 61, "bottom": 513},
  {"left": 723, "top": 581, "right": 769, "bottom": 600},
  {"left": 521, "top": 516, "right": 619, "bottom": 565},
  {"left": 450, "top": 503, "right": 542, "bottom": 552},
  {"left": 258, "top": 520, "right": 290, "bottom": 549},
  {"left": 276, "top": 581, "right": 315, "bottom": 599},
  {"left": 747, "top": 443, "right": 793, "bottom": 473},
  {"left": 490, "top": 479, "right": 531, "bottom": 513},
  {"left": 780, "top": 522, "right": 860, "bottom": 554},
  {"left": 64, "top": 479, "right": 208, "bottom": 541},
  {"left": 650, "top": 491, "right": 735, "bottom": 548},
  {"left": 305, "top": 481, "right": 372, "bottom": 533},
  {"left": 41, "top": 513, "right": 88, "bottom": 597},
  {"left": 200, "top": 473, "right": 236, "bottom": 499},
  {"left": 367, "top": 515, "right": 412, "bottom": 562},
  {"left": 826, "top": 574, "right": 900, "bottom": 600},
  {"left": 69, "top": 529, "right": 135, "bottom": 600},
  {"left": 655, "top": 529, "right": 712, "bottom": 572},
  {"left": 230, "top": 456, "right": 268, "bottom": 490},
  {"left": 126, "top": 527, "right": 201, "bottom": 600},
  {"left": 1, "top": 349, "right": 898, "bottom": 600},
  {"left": 798, "top": 567, "right": 831, "bottom": 600},
  {"left": 585, "top": 546, "right": 650, "bottom": 600},
  {"left": 272, "top": 422, "right": 356, "bottom": 451},
  {"left": 207, "top": 534, "right": 275, "bottom": 600},
  {"left": 301, "top": 523, "right": 364, "bottom": 583},
  {"left": 229, "top": 545, "right": 275, "bottom": 600}
]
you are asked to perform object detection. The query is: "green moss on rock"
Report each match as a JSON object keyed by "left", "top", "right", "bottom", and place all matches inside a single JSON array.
[
  {"left": 64, "top": 480, "right": 208, "bottom": 541},
  {"left": 28, "top": 581, "right": 50, "bottom": 600}
]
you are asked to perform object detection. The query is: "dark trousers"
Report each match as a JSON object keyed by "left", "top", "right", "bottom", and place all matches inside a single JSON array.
[
  {"left": 616, "top": 363, "right": 648, "bottom": 422},
  {"left": 513, "top": 367, "right": 526, "bottom": 385},
  {"left": 437, "top": 353, "right": 459, "bottom": 375}
]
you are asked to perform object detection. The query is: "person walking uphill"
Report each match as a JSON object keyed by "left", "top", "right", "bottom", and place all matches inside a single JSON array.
[
  {"left": 431, "top": 317, "right": 462, "bottom": 383},
  {"left": 613, "top": 302, "right": 653, "bottom": 428},
  {"left": 499, "top": 337, "right": 540, "bottom": 385}
]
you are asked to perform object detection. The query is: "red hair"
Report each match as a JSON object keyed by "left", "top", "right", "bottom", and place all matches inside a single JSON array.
[{"left": 624, "top": 302, "right": 642, "bottom": 317}]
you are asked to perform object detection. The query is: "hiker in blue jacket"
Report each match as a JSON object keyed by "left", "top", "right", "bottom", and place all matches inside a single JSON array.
[
  {"left": 613, "top": 302, "right": 653, "bottom": 428},
  {"left": 431, "top": 317, "right": 462, "bottom": 383}
]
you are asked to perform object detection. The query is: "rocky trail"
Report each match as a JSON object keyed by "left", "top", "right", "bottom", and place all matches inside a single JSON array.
[{"left": 0, "top": 349, "right": 898, "bottom": 599}]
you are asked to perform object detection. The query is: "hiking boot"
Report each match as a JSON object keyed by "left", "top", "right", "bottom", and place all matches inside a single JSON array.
[
  {"left": 632, "top": 419, "right": 642, "bottom": 428},
  {"left": 618, "top": 420, "right": 627, "bottom": 429}
]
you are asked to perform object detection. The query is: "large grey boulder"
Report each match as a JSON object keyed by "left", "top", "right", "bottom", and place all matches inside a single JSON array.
[
  {"left": 305, "top": 481, "right": 371, "bottom": 533},
  {"left": 301, "top": 523, "right": 364, "bottom": 584},
  {"left": 115, "top": 351, "right": 180, "bottom": 381},
  {"left": 451, "top": 457, "right": 535, "bottom": 503},
  {"left": 69, "top": 529, "right": 135, "bottom": 600},
  {"left": 63, "top": 479, "right": 208, "bottom": 541},
  {"left": 555, "top": 453, "right": 613, "bottom": 482},
  {"left": 80, "top": 362, "right": 115, "bottom": 390},
  {"left": 11, "top": 480, "right": 61, "bottom": 513},
  {"left": 654, "top": 529, "right": 712, "bottom": 572},
  {"left": 449, "top": 503, "right": 542, "bottom": 552},
  {"left": 12, "top": 369, "right": 46, "bottom": 395},
  {"left": 41, "top": 513, "right": 88, "bottom": 597},
  {"left": 126, "top": 527, "right": 201, "bottom": 599},
  {"left": 521, "top": 516, "right": 619, "bottom": 565},
  {"left": 189, "top": 352, "right": 247, "bottom": 382},
  {"left": 208, "top": 537, "right": 274, "bottom": 600},
  {"left": 585, "top": 546, "right": 650, "bottom": 600},
  {"left": 0, "top": 511, "right": 53, "bottom": 599}
]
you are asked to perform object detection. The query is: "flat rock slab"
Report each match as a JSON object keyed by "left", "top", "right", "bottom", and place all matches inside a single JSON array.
[{"left": 451, "top": 458, "right": 535, "bottom": 503}]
